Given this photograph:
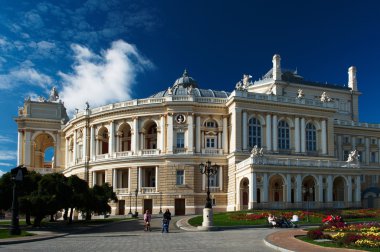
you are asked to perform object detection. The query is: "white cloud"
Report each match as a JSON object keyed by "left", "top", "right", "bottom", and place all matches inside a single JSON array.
[
  {"left": 0, "top": 67, "right": 52, "bottom": 90},
  {"left": 0, "top": 135, "right": 14, "bottom": 143},
  {"left": 0, "top": 163, "right": 13, "bottom": 167},
  {"left": 0, "top": 150, "right": 17, "bottom": 161},
  {"left": 59, "top": 40, "right": 152, "bottom": 114},
  {"left": 0, "top": 170, "right": 5, "bottom": 177}
]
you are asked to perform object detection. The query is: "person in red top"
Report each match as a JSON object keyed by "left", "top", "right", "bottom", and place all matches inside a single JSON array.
[{"left": 144, "top": 210, "right": 152, "bottom": 231}]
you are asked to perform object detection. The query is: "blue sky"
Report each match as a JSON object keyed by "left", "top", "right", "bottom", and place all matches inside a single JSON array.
[{"left": 1, "top": 0, "right": 380, "bottom": 174}]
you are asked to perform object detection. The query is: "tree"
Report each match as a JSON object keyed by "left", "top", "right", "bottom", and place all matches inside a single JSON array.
[
  {"left": 29, "top": 173, "right": 71, "bottom": 226},
  {"left": 0, "top": 172, "right": 13, "bottom": 212},
  {"left": 82, "top": 183, "right": 117, "bottom": 220},
  {"left": 66, "top": 175, "right": 89, "bottom": 224},
  {"left": 18, "top": 171, "right": 42, "bottom": 225}
]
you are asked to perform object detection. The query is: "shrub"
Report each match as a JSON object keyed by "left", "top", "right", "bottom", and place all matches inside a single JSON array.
[{"left": 307, "top": 229, "right": 324, "bottom": 240}]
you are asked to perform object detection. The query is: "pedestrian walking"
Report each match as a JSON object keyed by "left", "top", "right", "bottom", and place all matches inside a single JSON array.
[
  {"left": 162, "top": 209, "right": 171, "bottom": 233},
  {"left": 144, "top": 210, "right": 152, "bottom": 231}
]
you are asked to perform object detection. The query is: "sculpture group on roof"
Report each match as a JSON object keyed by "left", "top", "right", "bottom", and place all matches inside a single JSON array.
[
  {"left": 296, "top": 89, "right": 305, "bottom": 99},
  {"left": 250, "top": 145, "right": 265, "bottom": 164},
  {"left": 235, "top": 74, "right": 252, "bottom": 91},
  {"left": 320, "top": 91, "right": 332, "bottom": 103},
  {"left": 345, "top": 149, "right": 360, "bottom": 168}
]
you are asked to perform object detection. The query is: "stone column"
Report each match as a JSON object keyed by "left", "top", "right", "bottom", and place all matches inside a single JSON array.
[
  {"left": 242, "top": 111, "right": 248, "bottom": 151},
  {"left": 201, "top": 132, "right": 205, "bottom": 149},
  {"left": 113, "top": 168, "right": 117, "bottom": 189},
  {"left": 337, "top": 135, "right": 342, "bottom": 160},
  {"left": 24, "top": 131, "right": 31, "bottom": 167},
  {"left": 128, "top": 168, "right": 131, "bottom": 193},
  {"left": 351, "top": 136, "right": 356, "bottom": 150},
  {"left": 263, "top": 173, "right": 269, "bottom": 202},
  {"left": 216, "top": 132, "right": 220, "bottom": 151},
  {"left": 187, "top": 114, "right": 194, "bottom": 154},
  {"left": 272, "top": 115, "right": 278, "bottom": 152},
  {"left": 90, "top": 126, "right": 95, "bottom": 160},
  {"left": 140, "top": 132, "right": 144, "bottom": 150},
  {"left": 295, "top": 117, "right": 300, "bottom": 153},
  {"left": 286, "top": 174, "right": 292, "bottom": 203},
  {"left": 17, "top": 131, "right": 23, "bottom": 166},
  {"left": 347, "top": 176, "right": 352, "bottom": 202},
  {"left": 132, "top": 117, "right": 139, "bottom": 154},
  {"left": 230, "top": 108, "right": 242, "bottom": 153},
  {"left": 365, "top": 138, "right": 370, "bottom": 165},
  {"left": 92, "top": 171, "right": 96, "bottom": 187},
  {"left": 109, "top": 121, "right": 114, "bottom": 155},
  {"left": 318, "top": 175, "right": 323, "bottom": 202},
  {"left": 196, "top": 116, "right": 201, "bottom": 153},
  {"left": 65, "top": 138, "right": 69, "bottom": 167},
  {"left": 167, "top": 114, "right": 173, "bottom": 154},
  {"left": 296, "top": 175, "right": 302, "bottom": 202},
  {"left": 83, "top": 127, "right": 87, "bottom": 161},
  {"left": 321, "top": 120, "right": 327, "bottom": 155},
  {"left": 355, "top": 176, "right": 361, "bottom": 202},
  {"left": 219, "top": 166, "right": 223, "bottom": 190},
  {"left": 301, "top": 118, "right": 306, "bottom": 153},
  {"left": 73, "top": 130, "right": 77, "bottom": 164},
  {"left": 266, "top": 114, "right": 272, "bottom": 151},
  {"left": 155, "top": 166, "right": 159, "bottom": 192},
  {"left": 327, "top": 175, "right": 333, "bottom": 202},
  {"left": 160, "top": 115, "right": 165, "bottom": 152},
  {"left": 55, "top": 133, "right": 60, "bottom": 167},
  {"left": 138, "top": 167, "right": 142, "bottom": 190},
  {"left": 249, "top": 172, "right": 257, "bottom": 208},
  {"left": 222, "top": 116, "right": 228, "bottom": 153}
]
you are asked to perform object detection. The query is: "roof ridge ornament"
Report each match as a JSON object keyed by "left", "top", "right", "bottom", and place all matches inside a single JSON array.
[{"left": 183, "top": 69, "right": 189, "bottom": 77}]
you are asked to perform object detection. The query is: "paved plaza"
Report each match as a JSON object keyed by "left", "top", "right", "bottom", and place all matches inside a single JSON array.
[{"left": 1, "top": 217, "right": 278, "bottom": 252}]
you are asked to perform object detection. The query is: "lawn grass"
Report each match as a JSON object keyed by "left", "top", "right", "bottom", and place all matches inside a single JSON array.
[
  {"left": 0, "top": 229, "right": 34, "bottom": 239},
  {"left": 297, "top": 236, "right": 379, "bottom": 252},
  {"left": 188, "top": 209, "right": 380, "bottom": 227}
]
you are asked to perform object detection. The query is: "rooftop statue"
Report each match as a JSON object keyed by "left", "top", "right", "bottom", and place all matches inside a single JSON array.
[
  {"left": 48, "top": 87, "right": 59, "bottom": 102},
  {"left": 346, "top": 149, "right": 360, "bottom": 168},
  {"left": 320, "top": 91, "right": 332, "bottom": 103},
  {"left": 250, "top": 145, "right": 265, "bottom": 164},
  {"left": 235, "top": 74, "right": 252, "bottom": 91},
  {"left": 297, "top": 89, "right": 305, "bottom": 99}
]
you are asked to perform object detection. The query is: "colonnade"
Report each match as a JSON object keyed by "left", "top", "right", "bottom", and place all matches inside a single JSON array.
[
  {"left": 241, "top": 172, "right": 361, "bottom": 209},
  {"left": 239, "top": 111, "right": 328, "bottom": 154}
]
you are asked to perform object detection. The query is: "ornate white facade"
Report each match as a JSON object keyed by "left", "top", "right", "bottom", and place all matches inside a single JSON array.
[{"left": 15, "top": 55, "right": 380, "bottom": 215}]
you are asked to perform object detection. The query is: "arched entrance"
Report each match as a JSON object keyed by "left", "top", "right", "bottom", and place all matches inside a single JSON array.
[
  {"left": 33, "top": 133, "right": 55, "bottom": 168},
  {"left": 239, "top": 178, "right": 249, "bottom": 210},
  {"left": 333, "top": 176, "right": 346, "bottom": 202},
  {"left": 97, "top": 127, "right": 109, "bottom": 154},
  {"left": 302, "top": 175, "right": 316, "bottom": 201},
  {"left": 118, "top": 123, "right": 132, "bottom": 152},
  {"left": 269, "top": 175, "right": 284, "bottom": 202},
  {"left": 143, "top": 121, "right": 157, "bottom": 149}
]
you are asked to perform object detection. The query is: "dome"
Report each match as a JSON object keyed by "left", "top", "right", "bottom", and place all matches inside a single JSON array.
[{"left": 172, "top": 69, "right": 198, "bottom": 88}]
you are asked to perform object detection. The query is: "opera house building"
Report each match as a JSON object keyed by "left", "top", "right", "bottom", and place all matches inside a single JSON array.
[{"left": 15, "top": 55, "right": 380, "bottom": 215}]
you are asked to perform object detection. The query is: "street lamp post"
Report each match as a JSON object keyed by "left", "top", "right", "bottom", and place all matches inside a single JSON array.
[
  {"left": 128, "top": 193, "right": 132, "bottom": 215},
  {"left": 159, "top": 191, "right": 163, "bottom": 214},
  {"left": 134, "top": 188, "right": 138, "bottom": 217},
  {"left": 9, "top": 165, "right": 27, "bottom": 236},
  {"left": 199, "top": 160, "right": 218, "bottom": 229}
]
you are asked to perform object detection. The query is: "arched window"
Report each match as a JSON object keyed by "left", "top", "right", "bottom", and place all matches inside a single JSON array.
[
  {"left": 248, "top": 117, "right": 261, "bottom": 148},
  {"left": 278, "top": 120, "right": 290, "bottom": 149},
  {"left": 306, "top": 123, "right": 317, "bottom": 151}
]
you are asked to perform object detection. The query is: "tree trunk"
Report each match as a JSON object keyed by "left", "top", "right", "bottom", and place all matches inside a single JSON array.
[
  {"left": 33, "top": 216, "right": 43, "bottom": 227},
  {"left": 63, "top": 208, "right": 68, "bottom": 221},
  {"left": 69, "top": 207, "right": 74, "bottom": 224},
  {"left": 25, "top": 211, "right": 31, "bottom": 226},
  {"left": 49, "top": 214, "right": 55, "bottom": 222},
  {"left": 85, "top": 211, "right": 91, "bottom": 221}
]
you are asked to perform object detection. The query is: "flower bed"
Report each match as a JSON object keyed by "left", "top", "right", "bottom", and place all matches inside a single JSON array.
[{"left": 306, "top": 222, "right": 380, "bottom": 249}]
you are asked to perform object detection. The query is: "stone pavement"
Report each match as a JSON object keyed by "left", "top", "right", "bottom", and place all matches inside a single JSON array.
[
  {"left": 0, "top": 217, "right": 368, "bottom": 252},
  {"left": 264, "top": 229, "right": 364, "bottom": 252}
]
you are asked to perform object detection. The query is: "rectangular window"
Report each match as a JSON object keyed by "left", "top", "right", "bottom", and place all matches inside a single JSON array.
[
  {"left": 209, "top": 173, "right": 219, "bottom": 187},
  {"left": 372, "top": 139, "right": 377, "bottom": 145},
  {"left": 371, "top": 152, "right": 376, "bottom": 163},
  {"left": 343, "top": 150, "right": 349, "bottom": 161},
  {"left": 206, "top": 137, "right": 216, "bottom": 148},
  {"left": 371, "top": 175, "right": 378, "bottom": 185},
  {"left": 358, "top": 138, "right": 363, "bottom": 144},
  {"left": 358, "top": 151, "right": 363, "bottom": 162},
  {"left": 344, "top": 137, "right": 349, "bottom": 144},
  {"left": 176, "top": 170, "right": 184, "bottom": 185},
  {"left": 176, "top": 132, "right": 185, "bottom": 148},
  {"left": 361, "top": 175, "right": 365, "bottom": 183}
]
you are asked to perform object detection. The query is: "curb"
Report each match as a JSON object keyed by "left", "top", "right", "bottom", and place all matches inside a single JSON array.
[{"left": 263, "top": 239, "right": 295, "bottom": 252}]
